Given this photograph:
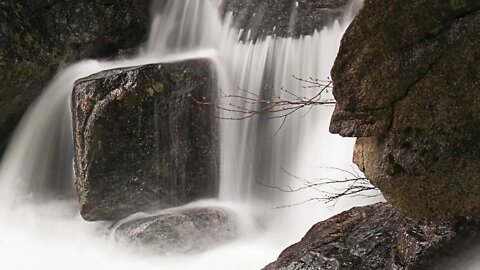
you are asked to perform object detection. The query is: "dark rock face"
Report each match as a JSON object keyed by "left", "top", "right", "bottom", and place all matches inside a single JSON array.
[
  {"left": 72, "top": 61, "right": 218, "bottom": 221},
  {"left": 0, "top": 0, "right": 150, "bottom": 149},
  {"left": 115, "top": 207, "right": 236, "bottom": 254},
  {"left": 329, "top": 0, "right": 480, "bottom": 217},
  {"left": 263, "top": 203, "right": 480, "bottom": 270},
  {"left": 220, "top": 0, "right": 350, "bottom": 41}
]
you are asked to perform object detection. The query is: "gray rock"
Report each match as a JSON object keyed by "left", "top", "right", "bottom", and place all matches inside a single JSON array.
[
  {"left": 72, "top": 61, "right": 219, "bottom": 221},
  {"left": 263, "top": 203, "right": 480, "bottom": 270},
  {"left": 329, "top": 0, "right": 480, "bottom": 217},
  {"left": 115, "top": 207, "right": 236, "bottom": 254}
]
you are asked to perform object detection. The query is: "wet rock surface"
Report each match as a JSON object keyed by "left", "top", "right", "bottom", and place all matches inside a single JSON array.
[
  {"left": 263, "top": 203, "right": 480, "bottom": 270},
  {"left": 0, "top": 0, "right": 350, "bottom": 152},
  {"left": 115, "top": 207, "right": 236, "bottom": 254},
  {"left": 0, "top": 0, "right": 150, "bottom": 149},
  {"left": 220, "top": 0, "right": 351, "bottom": 41},
  {"left": 329, "top": 0, "right": 480, "bottom": 217},
  {"left": 72, "top": 61, "right": 218, "bottom": 221}
]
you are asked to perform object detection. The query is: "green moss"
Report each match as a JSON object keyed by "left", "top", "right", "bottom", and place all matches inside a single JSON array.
[
  {"left": 120, "top": 91, "right": 148, "bottom": 111},
  {"left": 146, "top": 82, "right": 165, "bottom": 97},
  {"left": 105, "top": 6, "right": 114, "bottom": 18},
  {"left": 143, "top": 157, "right": 170, "bottom": 179},
  {"left": 146, "top": 87, "right": 155, "bottom": 97},
  {"left": 13, "top": 33, "right": 21, "bottom": 45},
  {"left": 429, "top": 26, "right": 442, "bottom": 36},
  {"left": 158, "top": 161, "right": 170, "bottom": 179},
  {"left": 66, "top": 30, "right": 92, "bottom": 44},
  {"left": 75, "top": 3, "right": 84, "bottom": 13},
  {"left": 449, "top": 0, "right": 467, "bottom": 10},
  {"left": 169, "top": 72, "right": 184, "bottom": 83},
  {"left": 91, "top": 20, "right": 101, "bottom": 33},
  {"left": 152, "top": 82, "right": 165, "bottom": 93},
  {"left": 24, "top": 33, "right": 35, "bottom": 47},
  {"left": 11, "top": 61, "right": 44, "bottom": 82}
]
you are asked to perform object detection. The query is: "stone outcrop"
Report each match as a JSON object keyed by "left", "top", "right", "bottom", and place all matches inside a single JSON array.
[
  {"left": 72, "top": 61, "right": 218, "bottom": 221},
  {"left": 115, "top": 207, "right": 236, "bottom": 254},
  {"left": 220, "top": 0, "right": 351, "bottom": 41},
  {"left": 263, "top": 203, "right": 480, "bottom": 270},
  {"left": 329, "top": 0, "right": 480, "bottom": 217},
  {"left": 0, "top": 0, "right": 150, "bottom": 151}
]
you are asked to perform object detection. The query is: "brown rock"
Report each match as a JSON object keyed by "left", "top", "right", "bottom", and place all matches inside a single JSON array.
[
  {"left": 72, "top": 60, "right": 219, "bottom": 221},
  {"left": 329, "top": 0, "right": 480, "bottom": 217}
]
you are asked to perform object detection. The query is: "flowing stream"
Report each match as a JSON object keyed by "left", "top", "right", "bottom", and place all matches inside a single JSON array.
[{"left": 0, "top": 1, "right": 380, "bottom": 269}]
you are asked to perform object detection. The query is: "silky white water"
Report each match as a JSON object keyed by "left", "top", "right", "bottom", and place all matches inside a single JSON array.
[{"left": 0, "top": 1, "right": 380, "bottom": 269}]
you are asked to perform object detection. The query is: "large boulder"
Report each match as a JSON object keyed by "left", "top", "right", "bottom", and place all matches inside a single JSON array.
[
  {"left": 220, "top": 0, "right": 351, "bottom": 41},
  {"left": 115, "top": 207, "right": 236, "bottom": 254},
  {"left": 263, "top": 203, "right": 480, "bottom": 270},
  {"left": 329, "top": 0, "right": 480, "bottom": 217},
  {"left": 0, "top": 0, "right": 150, "bottom": 151},
  {"left": 72, "top": 60, "right": 218, "bottom": 221}
]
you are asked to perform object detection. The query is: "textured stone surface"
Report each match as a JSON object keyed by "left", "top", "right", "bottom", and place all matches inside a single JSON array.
[
  {"left": 221, "top": 0, "right": 351, "bottom": 41},
  {"left": 115, "top": 207, "right": 236, "bottom": 254},
  {"left": 329, "top": 0, "right": 480, "bottom": 217},
  {"left": 0, "top": 0, "right": 150, "bottom": 150},
  {"left": 72, "top": 61, "right": 218, "bottom": 221},
  {"left": 263, "top": 203, "right": 480, "bottom": 270}
]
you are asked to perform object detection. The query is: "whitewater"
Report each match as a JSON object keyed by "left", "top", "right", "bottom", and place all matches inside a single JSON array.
[{"left": 0, "top": 1, "right": 383, "bottom": 269}]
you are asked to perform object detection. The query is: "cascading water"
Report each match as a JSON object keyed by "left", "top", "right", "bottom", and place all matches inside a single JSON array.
[{"left": 0, "top": 1, "right": 381, "bottom": 269}]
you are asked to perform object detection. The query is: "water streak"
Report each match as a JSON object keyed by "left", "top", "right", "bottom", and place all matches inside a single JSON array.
[{"left": 0, "top": 1, "right": 379, "bottom": 269}]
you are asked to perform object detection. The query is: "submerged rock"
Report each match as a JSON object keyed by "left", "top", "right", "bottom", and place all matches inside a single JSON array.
[
  {"left": 115, "top": 207, "right": 236, "bottom": 254},
  {"left": 72, "top": 61, "right": 219, "bottom": 221},
  {"left": 0, "top": 0, "right": 150, "bottom": 151},
  {"left": 329, "top": 0, "right": 480, "bottom": 217},
  {"left": 264, "top": 203, "right": 480, "bottom": 270},
  {"left": 220, "top": 0, "right": 351, "bottom": 41}
]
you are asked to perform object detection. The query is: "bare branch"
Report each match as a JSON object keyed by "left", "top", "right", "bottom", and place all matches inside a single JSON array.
[
  {"left": 188, "top": 75, "right": 336, "bottom": 125},
  {"left": 187, "top": 76, "right": 381, "bottom": 206},
  {"left": 257, "top": 167, "right": 381, "bottom": 209}
]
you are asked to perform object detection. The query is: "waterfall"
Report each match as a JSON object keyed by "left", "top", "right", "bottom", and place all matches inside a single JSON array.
[
  {"left": 145, "top": 0, "right": 369, "bottom": 213},
  {"left": 0, "top": 61, "right": 99, "bottom": 203},
  {"left": 0, "top": 1, "right": 379, "bottom": 269}
]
